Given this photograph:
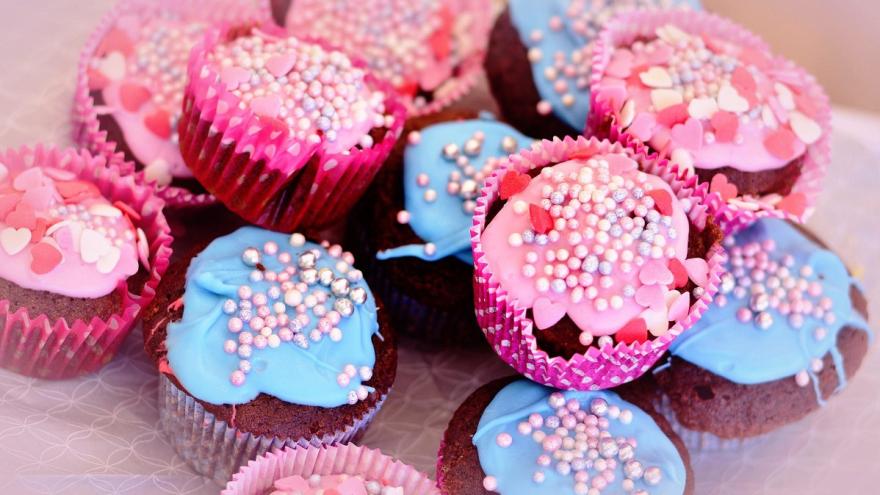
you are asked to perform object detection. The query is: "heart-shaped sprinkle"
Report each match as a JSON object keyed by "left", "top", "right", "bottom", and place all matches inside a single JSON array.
[
  {"left": 795, "top": 91, "right": 821, "bottom": 119},
  {"left": 639, "top": 259, "right": 674, "bottom": 286},
  {"left": 731, "top": 67, "right": 757, "bottom": 105},
  {"left": 789, "top": 111, "right": 822, "bottom": 144},
  {"left": 670, "top": 117, "right": 703, "bottom": 151},
  {"left": 5, "top": 204, "right": 36, "bottom": 230},
  {"left": 137, "top": 227, "right": 150, "bottom": 269},
  {"left": 220, "top": 66, "right": 251, "bottom": 90},
  {"left": 21, "top": 185, "right": 54, "bottom": 211},
  {"left": 0, "top": 193, "right": 20, "bottom": 219},
  {"left": 50, "top": 222, "right": 74, "bottom": 250},
  {"left": 500, "top": 170, "right": 530, "bottom": 199},
  {"left": 265, "top": 53, "right": 297, "bottom": 78},
  {"left": 626, "top": 112, "right": 656, "bottom": 141},
  {"left": 717, "top": 84, "right": 749, "bottom": 114},
  {"left": 777, "top": 192, "right": 807, "bottom": 217},
  {"left": 98, "top": 51, "right": 126, "bottom": 81},
  {"left": 114, "top": 201, "right": 142, "bottom": 222},
  {"left": 710, "top": 111, "right": 739, "bottom": 142},
  {"left": 12, "top": 167, "right": 45, "bottom": 191},
  {"left": 30, "top": 242, "right": 62, "bottom": 275},
  {"left": 635, "top": 285, "right": 666, "bottom": 310},
  {"left": 96, "top": 246, "right": 121, "bottom": 274},
  {"left": 250, "top": 94, "right": 282, "bottom": 118},
  {"left": 650, "top": 88, "right": 683, "bottom": 111},
  {"left": 529, "top": 204, "right": 553, "bottom": 235},
  {"left": 774, "top": 83, "right": 795, "bottom": 110},
  {"left": 667, "top": 291, "right": 691, "bottom": 321},
  {"left": 120, "top": 83, "right": 152, "bottom": 112},
  {"left": 642, "top": 307, "right": 670, "bottom": 336},
  {"left": 619, "top": 99, "right": 636, "bottom": 128},
  {"left": 687, "top": 97, "right": 718, "bottom": 120},
  {"left": 764, "top": 128, "right": 799, "bottom": 160},
  {"left": 639, "top": 66, "right": 673, "bottom": 88},
  {"left": 647, "top": 189, "right": 673, "bottom": 216},
  {"left": 80, "top": 229, "right": 111, "bottom": 264},
  {"left": 41, "top": 167, "right": 76, "bottom": 181},
  {"left": 606, "top": 49, "right": 634, "bottom": 78},
  {"left": 616, "top": 318, "right": 648, "bottom": 344},
  {"left": 709, "top": 173, "right": 738, "bottom": 201},
  {"left": 29, "top": 218, "right": 48, "bottom": 244},
  {"left": 55, "top": 180, "right": 100, "bottom": 200},
  {"left": 144, "top": 109, "right": 172, "bottom": 139},
  {"left": 89, "top": 204, "right": 122, "bottom": 218},
  {"left": 684, "top": 258, "right": 709, "bottom": 286},
  {"left": 87, "top": 67, "right": 110, "bottom": 90},
  {"left": 533, "top": 297, "right": 567, "bottom": 330},
  {"left": 670, "top": 148, "right": 694, "bottom": 174},
  {"left": 761, "top": 106, "right": 778, "bottom": 129},
  {"left": 0, "top": 227, "right": 31, "bottom": 255},
  {"left": 668, "top": 258, "right": 689, "bottom": 288},
  {"left": 606, "top": 154, "right": 638, "bottom": 175},
  {"left": 143, "top": 159, "right": 173, "bottom": 187},
  {"left": 97, "top": 28, "right": 133, "bottom": 56},
  {"left": 656, "top": 103, "right": 689, "bottom": 127}
]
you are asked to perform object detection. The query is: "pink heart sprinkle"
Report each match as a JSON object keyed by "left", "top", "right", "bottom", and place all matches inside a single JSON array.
[
  {"left": 250, "top": 94, "right": 282, "bottom": 119},
  {"left": 639, "top": 260, "right": 674, "bottom": 286},
  {"left": 670, "top": 117, "right": 703, "bottom": 151},
  {"left": 266, "top": 53, "right": 297, "bottom": 78},
  {"left": 710, "top": 173, "right": 738, "bottom": 201},
  {"left": 12, "top": 167, "right": 46, "bottom": 192},
  {"left": 710, "top": 111, "right": 739, "bottom": 143},
  {"left": 606, "top": 154, "right": 638, "bottom": 175},
  {"left": 635, "top": 285, "right": 666, "bottom": 310},
  {"left": 220, "top": 66, "right": 252, "bottom": 90},
  {"left": 764, "top": 128, "right": 800, "bottom": 160},
  {"left": 626, "top": 112, "right": 656, "bottom": 141},
  {"left": 777, "top": 192, "right": 807, "bottom": 217},
  {"left": 533, "top": 297, "right": 567, "bottom": 330},
  {"left": 684, "top": 258, "right": 709, "bottom": 286},
  {"left": 605, "top": 50, "right": 634, "bottom": 78}
]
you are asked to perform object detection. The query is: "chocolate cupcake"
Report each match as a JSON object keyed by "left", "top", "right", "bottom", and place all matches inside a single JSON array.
[
  {"left": 589, "top": 10, "right": 830, "bottom": 230},
  {"left": 653, "top": 218, "right": 873, "bottom": 447},
  {"left": 349, "top": 110, "right": 533, "bottom": 344},
  {"left": 75, "top": 0, "right": 270, "bottom": 207},
  {"left": 438, "top": 377, "right": 694, "bottom": 494},
  {"left": 142, "top": 226, "right": 397, "bottom": 484},
  {"left": 472, "top": 137, "right": 725, "bottom": 390},
  {"left": 485, "top": 0, "right": 700, "bottom": 140}
]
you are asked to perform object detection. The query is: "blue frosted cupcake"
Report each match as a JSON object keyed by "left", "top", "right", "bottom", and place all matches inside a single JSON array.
[
  {"left": 142, "top": 226, "right": 397, "bottom": 484},
  {"left": 654, "top": 219, "right": 872, "bottom": 448}
]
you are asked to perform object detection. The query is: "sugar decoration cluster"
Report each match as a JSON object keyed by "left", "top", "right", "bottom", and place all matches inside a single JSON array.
[
  {"left": 716, "top": 235, "right": 837, "bottom": 387},
  {"left": 484, "top": 394, "right": 663, "bottom": 495},
  {"left": 221, "top": 233, "right": 373, "bottom": 405}
]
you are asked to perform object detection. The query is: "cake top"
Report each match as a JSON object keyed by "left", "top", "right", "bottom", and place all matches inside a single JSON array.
[
  {"left": 508, "top": 0, "right": 700, "bottom": 130},
  {"left": 267, "top": 474, "right": 403, "bottom": 495},
  {"left": 670, "top": 219, "right": 872, "bottom": 395},
  {"left": 480, "top": 152, "right": 710, "bottom": 345},
  {"left": 205, "top": 30, "right": 389, "bottom": 154},
  {"left": 594, "top": 20, "right": 824, "bottom": 175},
  {"left": 378, "top": 116, "right": 532, "bottom": 265},
  {"left": 0, "top": 160, "right": 142, "bottom": 299},
  {"left": 473, "top": 379, "right": 687, "bottom": 495},
  {"left": 166, "top": 226, "right": 379, "bottom": 407}
]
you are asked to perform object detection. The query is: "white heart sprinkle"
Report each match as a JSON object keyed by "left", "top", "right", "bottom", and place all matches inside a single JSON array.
[
  {"left": 650, "top": 89, "right": 683, "bottom": 111},
  {"left": 144, "top": 159, "right": 172, "bottom": 187},
  {"left": 96, "top": 247, "right": 121, "bottom": 274},
  {"left": 99, "top": 51, "right": 126, "bottom": 81},
  {"left": 775, "top": 83, "right": 795, "bottom": 110},
  {"left": 670, "top": 148, "right": 695, "bottom": 175},
  {"left": 45, "top": 220, "right": 71, "bottom": 237},
  {"left": 137, "top": 228, "right": 150, "bottom": 270},
  {"left": 655, "top": 25, "right": 688, "bottom": 44},
  {"left": 619, "top": 99, "right": 636, "bottom": 128},
  {"left": 717, "top": 84, "right": 749, "bottom": 114},
  {"left": 80, "top": 229, "right": 111, "bottom": 264},
  {"left": 639, "top": 66, "right": 673, "bottom": 88},
  {"left": 687, "top": 97, "right": 718, "bottom": 120},
  {"left": 762, "top": 106, "right": 778, "bottom": 129},
  {"left": 89, "top": 204, "right": 122, "bottom": 218},
  {"left": 0, "top": 227, "right": 31, "bottom": 255},
  {"left": 789, "top": 111, "right": 822, "bottom": 144}
]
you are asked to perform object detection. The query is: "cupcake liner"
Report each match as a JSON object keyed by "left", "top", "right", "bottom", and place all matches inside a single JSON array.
[
  {"left": 588, "top": 9, "right": 831, "bottom": 234},
  {"left": 470, "top": 136, "right": 727, "bottom": 390},
  {"left": 178, "top": 27, "right": 406, "bottom": 232},
  {"left": 73, "top": 0, "right": 273, "bottom": 209},
  {"left": 159, "top": 374, "right": 389, "bottom": 486},
  {"left": 655, "top": 394, "right": 762, "bottom": 452},
  {"left": 0, "top": 145, "right": 172, "bottom": 379},
  {"left": 223, "top": 444, "right": 439, "bottom": 495}
]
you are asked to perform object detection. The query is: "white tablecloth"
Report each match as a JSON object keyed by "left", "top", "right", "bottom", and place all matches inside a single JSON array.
[{"left": 0, "top": 1, "right": 877, "bottom": 493}]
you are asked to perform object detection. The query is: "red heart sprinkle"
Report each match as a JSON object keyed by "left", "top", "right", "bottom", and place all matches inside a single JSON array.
[
  {"left": 120, "top": 83, "right": 152, "bottom": 112},
  {"left": 97, "top": 28, "right": 133, "bottom": 56},
  {"left": 777, "top": 192, "right": 807, "bottom": 217},
  {"left": 5, "top": 204, "right": 36, "bottom": 230},
  {"left": 55, "top": 181, "right": 100, "bottom": 200},
  {"left": 764, "top": 128, "right": 799, "bottom": 160},
  {"left": 144, "top": 109, "right": 172, "bottom": 139},
  {"left": 731, "top": 67, "right": 758, "bottom": 106},
  {"left": 499, "top": 170, "right": 530, "bottom": 200},
  {"left": 656, "top": 103, "right": 689, "bottom": 127},
  {"left": 529, "top": 204, "right": 553, "bottom": 235},
  {"left": 113, "top": 201, "right": 142, "bottom": 222},
  {"left": 30, "top": 242, "right": 63, "bottom": 275},
  {"left": 647, "top": 189, "right": 673, "bottom": 216},
  {"left": 710, "top": 174, "right": 738, "bottom": 201},
  {"left": 0, "top": 193, "right": 21, "bottom": 220},
  {"left": 668, "top": 258, "right": 689, "bottom": 288},
  {"left": 617, "top": 318, "right": 648, "bottom": 345},
  {"left": 710, "top": 111, "right": 739, "bottom": 142},
  {"left": 30, "top": 218, "right": 48, "bottom": 244}
]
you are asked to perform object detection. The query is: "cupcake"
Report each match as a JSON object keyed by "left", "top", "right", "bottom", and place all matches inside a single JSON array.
[
  {"left": 472, "top": 137, "right": 725, "bottom": 390},
  {"left": 349, "top": 110, "right": 533, "bottom": 344},
  {"left": 653, "top": 218, "right": 873, "bottom": 447},
  {"left": 75, "top": 0, "right": 271, "bottom": 207},
  {"left": 590, "top": 10, "right": 830, "bottom": 231},
  {"left": 223, "top": 444, "right": 438, "bottom": 495},
  {"left": 141, "top": 226, "right": 397, "bottom": 484},
  {"left": 0, "top": 145, "right": 171, "bottom": 378},
  {"left": 271, "top": 0, "right": 493, "bottom": 115},
  {"left": 438, "top": 377, "right": 694, "bottom": 494},
  {"left": 178, "top": 26, "right": 405, "bottom": 232},
  {"left": 485, "top": 0, "right": 700, "bottom": 140}
]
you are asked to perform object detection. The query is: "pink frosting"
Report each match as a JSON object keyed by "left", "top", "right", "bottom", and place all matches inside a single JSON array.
[
  {"left": 269, "top": 474, "right": 403, "bottom": 495},
  {"left": 481, "top": 153, "right": 705, "bottom": 340},
  {"left": 0, "top": 163, "right": 142, "bottom": 299},
  {"left": 594, "top": 23, "right": 823, "bottom": 173}
]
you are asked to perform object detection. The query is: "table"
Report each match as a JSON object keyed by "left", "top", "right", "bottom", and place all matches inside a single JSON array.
[{"left": 0, "top": 1, "right": 877, "bottom": 493}]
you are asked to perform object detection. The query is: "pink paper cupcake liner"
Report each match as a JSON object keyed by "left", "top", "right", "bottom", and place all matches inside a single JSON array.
[
  {"left": 470, "top": 136, "right": 727, "bottom": 390},
  {"left": 178, "top": 26, "right": 406, "bottom": 232},
  {"left": 159, "top": 374, "right": 389, "bottom": 486},
  {"left": 0, "top": 145, "right": 172, "bottom": 379},
  {"left": 587, "top": 9, "right": 831, "bottom": 235},
  {"left": 223, "top": 444, "right": 439, "bottom": 495},
  {"left": 73, "top": 0, "right": 273, "bottom": 209}
]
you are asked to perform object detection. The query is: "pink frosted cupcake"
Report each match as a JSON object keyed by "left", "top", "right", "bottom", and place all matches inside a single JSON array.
[
  {"left": 0, "top": 145, "right": 172, "bottom": 378},
  {"left": 224, "top": 444, "right": 438, "bottom": 494},
  {"left": 271, "top": 0, "right": 493, "bottom": 116},
  {"left": 471, "top": 136, "right": 725, "bottom": 390},
  {"left": 179, "top": 26, "right": 405, "bottom": 231},
  {"left": 589, "top": 10, "right": 831, "bottom": 232},
  {"left": 75, "top": 0, "right": 271, "bottom": 207}
]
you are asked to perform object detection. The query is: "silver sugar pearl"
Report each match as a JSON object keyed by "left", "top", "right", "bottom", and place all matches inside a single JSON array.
[
  {"left": 242, "top": 247, "right": 261, "bottom": 267},
  {"left": 624, "top": 460, "right": 644, "bottom": 479},
  {"left": 463, "top": 138, "right": 482, "bottom": 157},
  {"left": 644, "top": 466, "right": 662, "bottom": 485},
  {"left": 331, "top": 278, "right": 351, "bottom": 297},
  {"left": 349, "top": 287, "right": 368, "bottom": 305},
  {"left": 300, "top": 268, "right": 318, "bottom": 284},
  {"left": 749, "top": 293, "right": 769, "bottom": 312},
  {"left": 317, "top": 267, "right": 334, "bottom": 286},
  {"left": 501, "top": 136, "right": 518, "bottom": 153},
  {"left": 755, "top": 311, "right": 773, "bottom": 330},
  {"left": 442, "top": 143, "right": 460, "bottom": 160},
  {"left": 599, "top": 438, "right": 618, "bottom": 458},
  {"left": 590, "top": 398, "right": 608, "bottom": 416},
  {"left": 298, "top": 251, "right": 317, "bottom": 269},
  {"left": 222, "top": 299, "right": 237, "bottom": 315},
  {"left": 618, "top": 443, "right": 635, "bottom": 461},
  {"left": 334, "top": 298, "right": 354, "bottom": 317}
]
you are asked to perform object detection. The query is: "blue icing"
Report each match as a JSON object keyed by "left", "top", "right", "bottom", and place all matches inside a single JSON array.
[
  {"left": 379, "top": 116, "right": 532, "bottom": 265},
  {"left": 508, "top": 0, "right": 701, "bottom": 130},
  {"left": 474, "top": 380, "right": 687, "bottom": 495},
  {"left": 670, "top": 219, "right": 872, "bottom": 400},
  {"left": 167, "top": 226, "right": 379, "bottom": 407}
]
